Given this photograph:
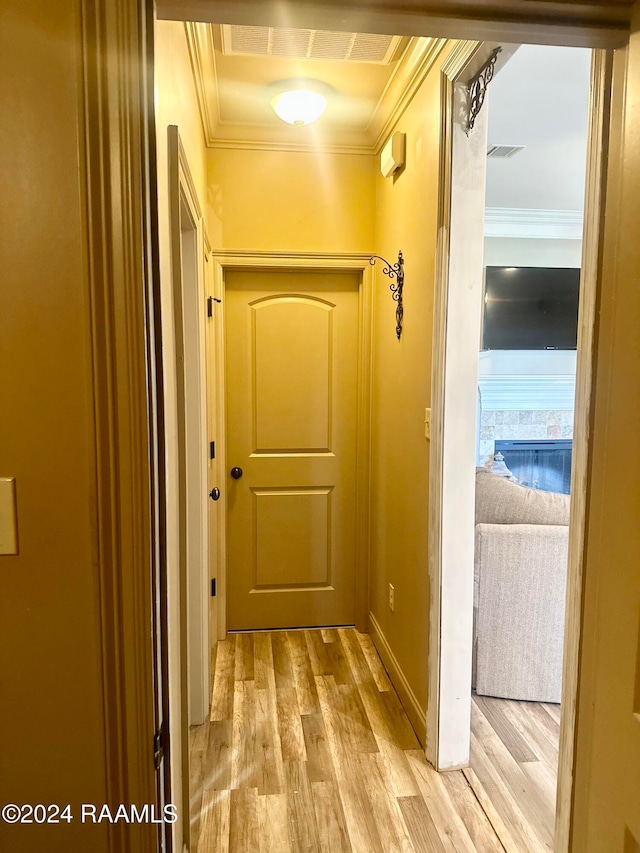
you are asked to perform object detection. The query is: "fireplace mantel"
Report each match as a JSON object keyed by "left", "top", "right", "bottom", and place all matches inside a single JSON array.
[{"left": 479, "top": 350, "right": 576, "bottom": 411}]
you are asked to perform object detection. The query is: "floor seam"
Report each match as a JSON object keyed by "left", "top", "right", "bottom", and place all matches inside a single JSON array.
[{"left": 462, "top": 768, "right": 509, "bottom": 853}]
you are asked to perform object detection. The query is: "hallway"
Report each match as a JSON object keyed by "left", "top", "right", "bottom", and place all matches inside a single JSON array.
[{"left": 190, "top": 628, "right": 558, "bottom": 851}]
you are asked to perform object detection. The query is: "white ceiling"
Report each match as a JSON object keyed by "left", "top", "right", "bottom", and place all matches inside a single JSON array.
[{"left": 485, "top": 44, "right": 592, "bottom": 212}]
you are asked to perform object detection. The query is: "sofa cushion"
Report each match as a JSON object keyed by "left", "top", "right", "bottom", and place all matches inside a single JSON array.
[
  {"left": 473, "top": 522, "right": 568, "bottom": 702},
  {"left": 475, "top": 467, "right": 570, "bottom": 526}
]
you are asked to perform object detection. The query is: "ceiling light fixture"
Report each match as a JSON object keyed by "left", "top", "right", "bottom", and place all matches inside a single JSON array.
[
  {"left": 271, "top": 89, "right": 327, "bottom": 126},
  {"left": 268, "top": 79, "right": 332, "bottom": 127}
]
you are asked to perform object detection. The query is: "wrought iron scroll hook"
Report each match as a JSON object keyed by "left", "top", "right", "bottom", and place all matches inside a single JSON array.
[
  {"left": 369, "top": 251, "right": 404, "bottom": 340},
  {"left": 465, "top": 47, "right": 502, "bottom": 135}
]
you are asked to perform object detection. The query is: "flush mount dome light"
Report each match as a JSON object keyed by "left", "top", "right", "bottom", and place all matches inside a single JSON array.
[
  {"left": 269, "top": 80, "right": 331, "bottom": 126},
  {"left": 271, "top": 89, "right": 327, "bottom": 126}
]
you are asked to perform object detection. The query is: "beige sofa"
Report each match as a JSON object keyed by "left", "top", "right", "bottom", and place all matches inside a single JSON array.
[{"left": 473, "top": 468, "right": 570, "bottom": 703}]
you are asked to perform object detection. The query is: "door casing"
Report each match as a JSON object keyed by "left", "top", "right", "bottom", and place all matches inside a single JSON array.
[
  {"left": 167, "top": 125, "right": 212, "bottom": 850},
  {"left": 90, "top": 3, "right": 630, "bottom": 852},
  {"left": 156, "top": 0, "right": 629, "bottom": 48},
  {"left": 427, "top": 38, "right": 490, "bottom": 775},
  {"left": 210, "top": 252, "right": 374, "bottom": 637},
  {"left": 168, "top": 127, "right": 211, "bottom": 726},
  {"left": 427, "top": 41, "right": 613, "bottom": 853}
]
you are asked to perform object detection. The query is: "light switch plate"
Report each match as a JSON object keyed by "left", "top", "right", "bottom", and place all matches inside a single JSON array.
[{"left": 0, "top": 477, "right": 19, "bottom": 555}]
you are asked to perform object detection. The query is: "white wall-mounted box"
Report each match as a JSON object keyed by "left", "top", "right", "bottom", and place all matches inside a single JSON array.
[{"left": 381, "top": 132, "right": 406, "bottom": 177}]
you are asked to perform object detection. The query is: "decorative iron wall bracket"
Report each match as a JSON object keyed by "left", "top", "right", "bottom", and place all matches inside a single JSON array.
[
  {"left": 369, "top": 251, "right": 404, "bottom": 340},
  {"left": 465, "top": 47, "right": 501, "bottom": 135}
]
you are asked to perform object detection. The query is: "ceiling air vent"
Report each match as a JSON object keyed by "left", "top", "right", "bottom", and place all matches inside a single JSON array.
[
  {"left": 222, "top": 25, "right": 402, "bottom": 64},
  {"left": 487, "top": 144, "right": 526, "bottom": 159}
]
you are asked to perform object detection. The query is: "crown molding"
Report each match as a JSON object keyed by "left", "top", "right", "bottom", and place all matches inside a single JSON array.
[
  {"left": 369, "top": 37, "right": 449, "bottom": 153},
  {"left": 205, "top": 137, "right": 376, "bottom": 154},
  {"left": 184, "top": 22, "right": 220, "bottom": 147},
  {"left": 485, "top": 207, "right": 584, "bottom": 240},
  {"left": 210, "top": 249, "right": 374, "bottom": 262},
  {"left": 185, "top": 23, "right": 449, "bottom": 154},
  {"left": 205, "top": 117, "right": 377, "bottom": 153}
]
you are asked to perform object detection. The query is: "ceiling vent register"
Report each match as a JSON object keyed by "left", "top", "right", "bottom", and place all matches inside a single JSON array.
[
  {"left": 222, "top": 25, "right": 401, "bottom": 64},
  {"left": 487, "top": 144, "right": 526, "bottom": 159}
]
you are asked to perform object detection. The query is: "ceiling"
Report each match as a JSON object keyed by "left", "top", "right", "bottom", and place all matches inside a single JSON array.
[
  {"left": 185, "top": 22, "right": 446, "bottom": 152},
  {"left": 214, "top": 26, "right": 406, "bottom": 130},
  {"left": 485, "top": 44, "right": 592, "bottom": 214}
]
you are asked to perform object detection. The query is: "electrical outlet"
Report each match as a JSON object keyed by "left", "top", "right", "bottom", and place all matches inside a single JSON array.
[{"left": 388, "top": 583, "right": 395, "bottom": 612}]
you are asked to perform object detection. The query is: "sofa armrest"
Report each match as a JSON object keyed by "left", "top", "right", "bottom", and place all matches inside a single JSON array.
[{"left": 474, "top": 523, "right": 569, "bottom": 703}]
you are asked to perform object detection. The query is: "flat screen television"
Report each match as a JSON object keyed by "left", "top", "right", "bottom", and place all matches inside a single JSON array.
[{"left": 482, "top": 266, "right": 580, "bottom": 350}]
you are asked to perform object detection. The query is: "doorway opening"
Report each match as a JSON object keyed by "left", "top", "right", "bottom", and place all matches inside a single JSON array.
[
  {"left": 474, "top": 43, "right": 592, "bottom": 851},
  {"left": 154, "top": 16, "right": 610, "bottom": 853},
  {"left": 428, "top": 37, "right": 610, "bottom": 853}
]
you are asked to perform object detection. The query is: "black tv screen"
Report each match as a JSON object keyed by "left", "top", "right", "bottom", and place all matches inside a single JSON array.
[{"left": 482, "top": 266, "right": 580, "bottom": 350}]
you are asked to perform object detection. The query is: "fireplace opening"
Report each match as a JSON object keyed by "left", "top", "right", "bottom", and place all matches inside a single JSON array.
[{"left": 495, "top": 439, "right": 573, "bottom": 495}]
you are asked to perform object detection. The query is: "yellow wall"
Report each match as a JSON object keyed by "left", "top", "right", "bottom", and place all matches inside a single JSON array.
[
  {"left": 177, "top": 23, "right": 640, "bottom": 842},
  {"left": 208, "top": 148, "right": 376, "bottom": 252},
  {"left": 4, "top": 3, "right": 639, "bottom": 850},
  {"left": 369, "top": 51, "right": 450, "bottom": 735},
  {"left": 155, "top": 19, "right": 209, "bottom": 851},
  {"left": 0, "top": 3, "right": 109, "bottom": 851},
  {"left": 571, "top": 19, "right": 640, "bottom": 851},
  {"left": 207, "top": 57, "right": 447, "bottom": 740}
]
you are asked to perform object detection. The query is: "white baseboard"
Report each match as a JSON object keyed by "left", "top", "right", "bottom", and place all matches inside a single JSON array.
[{"left": 368, "top": 611, "right": 427, "bottom": 746}]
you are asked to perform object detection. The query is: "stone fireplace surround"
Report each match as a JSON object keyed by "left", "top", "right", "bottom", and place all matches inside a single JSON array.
[
  {"left": 478, "top": 408, "right": 574, "bottom": 466},
  {"left": 477, "top": 350, "right": 576, "bottom": 467}
]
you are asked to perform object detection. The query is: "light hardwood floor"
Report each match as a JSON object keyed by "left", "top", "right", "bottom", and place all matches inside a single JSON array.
[{"left": 190, "top": 628, "right": 559, "bottom": 852}]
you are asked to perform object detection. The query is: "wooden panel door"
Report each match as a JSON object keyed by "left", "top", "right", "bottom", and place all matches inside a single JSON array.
[{"left": 225, "top": 269, "right": 360, "bottom": 630}]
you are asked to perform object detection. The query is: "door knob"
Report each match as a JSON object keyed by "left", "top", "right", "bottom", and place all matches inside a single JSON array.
[
  {"left": 209, "top": 488, "right": 220, "bottom": 501},
  {"left": 230, "top": 467, "right": 243, "bottom": 480}
]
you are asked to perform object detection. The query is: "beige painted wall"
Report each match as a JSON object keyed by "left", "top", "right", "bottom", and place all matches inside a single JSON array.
[
  {"left": 571, "top": 20, "right": 640, "bottom": 852},
  {"left": 208, "top": 148, "right": 376, "bottom": 252},
  {"left": 207, "top": 64, "right": 447, "bottom": 743},
  {"left": 369, "top": 49, "right": 452, "bottom": 731},
  {"left": 0, "top": 3, "right": 109, "bottom": 851},
  {"left": 4, "top": 4, "right": 639, "bottom": 852},
  {"left": 155, "top": 19, "right": 209, "bottom": 851}
]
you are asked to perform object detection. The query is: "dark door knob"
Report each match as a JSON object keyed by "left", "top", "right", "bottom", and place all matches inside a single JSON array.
[
  {"left": 230, "top": 467, "right": 243, "bottom": 480},
  {"left": 209, "top": 488, "right": 220, "bottom": 501}
]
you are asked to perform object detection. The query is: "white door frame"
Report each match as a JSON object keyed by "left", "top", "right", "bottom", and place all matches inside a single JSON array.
[
  {"left": 426, "top": 41, "right": 612, "bottom": 853},
  {"left": 210, "top": 251, "right": 374, "bottom": 638},
  {"left": 426, "top": 39, "right": 491, "bottom": 773},
  {"left": 168, "top": 126, "right": 211, "bottom": 729}
]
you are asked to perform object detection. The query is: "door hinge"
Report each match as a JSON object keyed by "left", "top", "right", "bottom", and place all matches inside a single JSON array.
[
  {"left": 210, "top": 440, "right": 215, "bottom": 460},
  {"left": 211, "top": 578, "right": 217, "bottom": 597},
  {"left": 207, "top": 295, "right": 221, "bottom": 317},
  {"left": 153, "top": 725, "right": 165, "bottom": 770}
]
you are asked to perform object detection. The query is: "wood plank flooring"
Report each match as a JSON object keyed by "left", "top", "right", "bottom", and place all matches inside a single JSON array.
[
  {"left": 466, "top": 695, "right": 559, "bottom": 852},
  {"left": 191, "top": 628, "right": 559, "bottom": 852}
]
